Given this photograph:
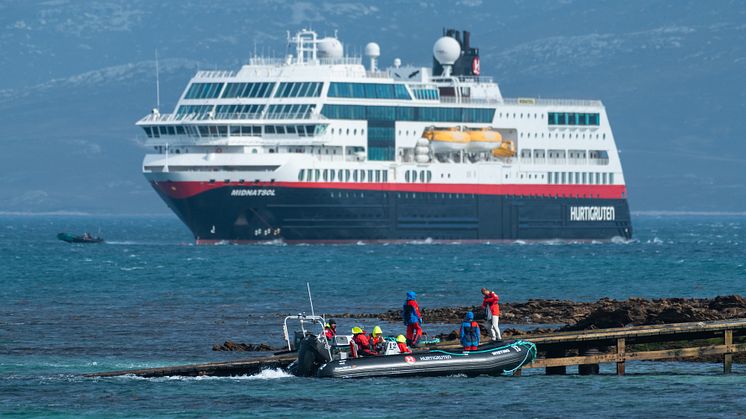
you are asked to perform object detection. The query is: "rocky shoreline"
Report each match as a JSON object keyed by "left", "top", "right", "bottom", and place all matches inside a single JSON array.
[
  {"left": 335, "top": 295, "right": 746, "bottom": 331},
  {"left": 214, "top": 295, "right": 746, "bottom": 352}
]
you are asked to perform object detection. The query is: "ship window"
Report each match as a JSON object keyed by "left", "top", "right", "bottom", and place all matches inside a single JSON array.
[
  {"left": 426, "top": 171, "right": 432, "bottom": 183},
  {"left": 184, "top": 82, "right": 225, "bottom": 99},
  {"left": 222, "top": 82, "right": 275, "bottom": 98},
  {"left": 382, "top": 171, "right": 388, "bottom": 182},
  {"left": 609, "top": 173, "right": 615, "bottom": 184},
  {"left": 419, "top": 171, "right": 425, "bottom": 182},
  {"left": 367, "top": 170, "right": 374, "bottom": 182},
  {"left": 265, "top": 125, "right": 276, "bottom": 134},
  {"left": 143, "top": 126, "right": 153, "bottom": 137},
  {"left": 360, "top": 170, "right": 366, "bottom": 182},
  {"left": 405, "top": 171, "right": 410, "bottom": 183},
  {"left": 328, "top": 82, "right": 411, "bottom": 100},
  {"left": 375, "top": 170, "right": 381, "bottom": 182},
  {"left": 353, "top": 170, "right": 358, "bottom": 182},
  {"left": 298, "top": 169, "right": 305, "bottom": 181}
]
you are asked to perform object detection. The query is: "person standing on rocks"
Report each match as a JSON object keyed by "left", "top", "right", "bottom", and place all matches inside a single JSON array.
[
  {"left": 402, "top": 291, "right": 423, "bottom": 347},
  {"left": 481, "top": 288, "right": 502, "bottom": 341}
]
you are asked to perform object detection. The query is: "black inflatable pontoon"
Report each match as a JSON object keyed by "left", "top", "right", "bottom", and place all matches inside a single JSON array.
[{"left": 293, "top": 334, "right": 536, "bottom": 378}]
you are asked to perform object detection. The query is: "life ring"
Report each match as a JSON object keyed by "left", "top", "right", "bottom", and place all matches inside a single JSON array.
[{"left": 215, "top": 147, "right": 223, "bottom": 153}]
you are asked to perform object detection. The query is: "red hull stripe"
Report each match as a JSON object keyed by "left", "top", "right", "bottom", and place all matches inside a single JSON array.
[{"left": 153, "top": 181, "right": 627, "bottom": 200}]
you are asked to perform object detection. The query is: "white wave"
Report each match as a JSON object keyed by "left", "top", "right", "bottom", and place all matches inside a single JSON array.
[
  {"left": 611, "top": 236, "right": 636, "bottom": 244},
  {"left": 118, "top": 368, "right": 293, "bottom": 382},
  {"left": 408, "top": 237, "right": 434, "bottom": 245},
  {"left": 647, "top": 237, "right": 665, "bottom": 244},
  {"left": 258, "top": 239, "right": 286, "bottom": 246},
  {"left": 119, "top": 266, "right": 144, "bottom": 271}
]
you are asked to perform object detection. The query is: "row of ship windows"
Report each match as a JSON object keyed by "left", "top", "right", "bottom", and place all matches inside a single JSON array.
[
  {"left": 518, "top": 149, "right": 610, "bottom": 165},
  {"left": 328, "top": 82, "right": 411, "bottom": 100},
  {"left": 184, "top": 82, "right": 323, "bottom": 100},
  {"left": 321, "top": 105, "right": 494, "bottom": 123},
  {"left": 141, "top": 124, "right": 323, "bottom": 138},
  {"left": 548, "top": 112, "right": 600, "bottom": 126},
  {"left": 404, "top": 170, "right": 433, "bottom": 183},
  {"left": 547, "top": 172, "right": 615, "bottom": 185},
  {"left": 520, "top": 131, "right": 607, "bottom": 140},
  {"left": 298, "top": 168, "right": 389, "bottom": 183}
]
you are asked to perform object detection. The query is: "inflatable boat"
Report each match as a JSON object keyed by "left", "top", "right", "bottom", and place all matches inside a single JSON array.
[{"left": 292, "top": 331, "right": 536, "bottom": 379}]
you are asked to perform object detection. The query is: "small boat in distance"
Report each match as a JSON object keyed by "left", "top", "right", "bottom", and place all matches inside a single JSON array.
[{"left": 57, "top": 232, "right": 104, "bottom": 244}]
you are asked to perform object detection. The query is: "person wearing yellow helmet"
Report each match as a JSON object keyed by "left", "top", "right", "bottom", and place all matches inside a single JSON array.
[
  {"left": 350, "top": 326, "right": 377, "bottom": 358},
  {"left": 396, "top": 334, "right": 412, "bottom": 354},
  {"left": 369, "top": 325, "right": 384, "bottom": 352}
]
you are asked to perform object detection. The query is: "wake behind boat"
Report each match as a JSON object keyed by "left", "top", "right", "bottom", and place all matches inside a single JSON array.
[{"left": 57, "top": 232, "right": 104, "bottom": 244}]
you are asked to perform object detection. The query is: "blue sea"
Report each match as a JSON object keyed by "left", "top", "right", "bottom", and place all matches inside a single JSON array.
[{"left": 1, "top": 214, "right": 744, "bottom": 417}]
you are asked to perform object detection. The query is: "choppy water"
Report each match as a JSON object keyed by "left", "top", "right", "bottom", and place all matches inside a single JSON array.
[{"left": 1, "top": 215, "right": 744, "bottom": 417}]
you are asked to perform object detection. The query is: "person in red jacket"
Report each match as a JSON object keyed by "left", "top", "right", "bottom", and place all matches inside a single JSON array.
[
  {"left": 402, "top": 291, "right": 423, "bottom": 347},
  {"left": 324, "top": 319, "right": 337, "bottom": 341},
  {"left": 350, "top": 327, "right": 378, "bottom": 357},
  {"left": 396, "top": 334, "right": 412, "bottom": 354},
  {"left": 481, "top": 288, "right": 502, "bottom": 341}
]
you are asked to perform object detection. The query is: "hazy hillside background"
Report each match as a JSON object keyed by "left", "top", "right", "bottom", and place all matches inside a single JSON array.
[{"left": 1, "top": 0, "right": 744, "bottom": 214}]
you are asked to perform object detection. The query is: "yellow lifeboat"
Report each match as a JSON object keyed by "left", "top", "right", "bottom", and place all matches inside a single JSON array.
[
  {"left": 422, "top": 127, "right": 470, "bottom": 154},
  {"left": 491, "top": 140, "right": 516, "bottom": 158},
  {"left": 466, "top": 128, "right": 502, "bottom": 152}
]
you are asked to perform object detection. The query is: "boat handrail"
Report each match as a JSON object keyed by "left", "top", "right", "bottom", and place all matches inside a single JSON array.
[{"left": 282, "top": 314, "right": 331, "bottom": 356}]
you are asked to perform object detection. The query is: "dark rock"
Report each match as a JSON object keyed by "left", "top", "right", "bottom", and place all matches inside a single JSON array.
[{"left": 212, "top": 340, "right": 275, "bottom": 352}]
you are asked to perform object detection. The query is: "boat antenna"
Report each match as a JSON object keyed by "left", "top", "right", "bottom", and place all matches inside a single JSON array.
[
  {"left": 155, "top": 49, "right": 161, "bottom": 111},
  {"left": 306, "top": 282, "right": 315, "bottom": 317}
]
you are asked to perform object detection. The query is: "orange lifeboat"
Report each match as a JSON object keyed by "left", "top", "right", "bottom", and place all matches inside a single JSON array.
[
  {"left": 421, "top": 126, "right": 470, "bottom": 154},
  {"left": 491, "top": 140, "right": 516, "bottom": 158},
  {"left": 466, "top": 128, "right": 502, "bottom": 152}
]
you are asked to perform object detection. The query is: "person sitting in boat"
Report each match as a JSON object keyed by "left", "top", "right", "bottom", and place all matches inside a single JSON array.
[
  {"left": 83, "top": 232, "right": 92, "bottom": 240},
  {"left": 324, "top": 319, "right": 337, "bottom": 341},
  {"left": 350, "top": 326, "right": 378, "bottom": 357},
  {"left": 459, "top": 311, "right": 480, "bottom": 351},
  {"left": 402, "top": 291, "right": 423, "bottom": 347},
  {"left": 481, "top": 288, "right": 502, "bottom": 341},
  {"left": 369, "top": 326, "right": 385, "bottom": 352},
  {"left": 396, "top": 334, "right": 412, "bottom": 354}
]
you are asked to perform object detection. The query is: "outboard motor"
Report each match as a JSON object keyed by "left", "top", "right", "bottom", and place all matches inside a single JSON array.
[{"left": 293, "top": 334, "right": 332, "bottom": 377}]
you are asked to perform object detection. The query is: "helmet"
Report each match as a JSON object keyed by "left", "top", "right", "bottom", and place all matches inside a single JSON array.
[
  {"left": 465, "top": 311, "right": 474, "bottom": 321},
  {"left": 328, "top": 319, "right": 336, "bottom": 325},
  {"left": 324, "top": 323, "right": 330, "bottom": 328},
  {"left": 406, "top": 291, "right": 416, "bottom": 300},
  {"left": 351, "top": 326, "right": 363, "bottom": 334},
  {"left": 372, "top": 326, "right": 383, "bottom": 336},
  {"left": 396, "top": 335, "right": 406, "bottom": 343}
]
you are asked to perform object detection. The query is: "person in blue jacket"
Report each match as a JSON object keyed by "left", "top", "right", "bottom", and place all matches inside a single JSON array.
[
  {"left": 402, "top": 291, "right": 423, "bottom": 347},
  {"left": 459, "top": 311, "right": 480, "bottom": 351}
]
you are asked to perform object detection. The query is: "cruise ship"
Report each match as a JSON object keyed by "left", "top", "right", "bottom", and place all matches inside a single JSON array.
[{"left": 137, "top": 29, "right": 632, "bottom": 243}]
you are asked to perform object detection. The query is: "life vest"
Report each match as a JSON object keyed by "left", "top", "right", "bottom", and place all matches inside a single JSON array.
[
  {"left": 402, "top": 300, "right": 422, "bottom": 325},
  {"left": 397, "top": 342, "right": 412, "bottom": 354},
  {"left": 351, "top": 333, "right": 374, "bottom": 357},
  {"left": 460, "top": 321, "right": 480, "bottom": 346},
  {"left": 325, "top": 328, "right": 336, "bottom": 340}
]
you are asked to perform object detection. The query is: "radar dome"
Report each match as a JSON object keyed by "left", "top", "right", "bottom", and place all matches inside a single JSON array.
[
  {"left": 317, "top": 37, "right": 343, "bottom": 59},
  {"left": 433, "top": 36, "right": 460, "bottom": 65},
  {"left": 364, "top": 42, "right": 380, "bottom": 58}
]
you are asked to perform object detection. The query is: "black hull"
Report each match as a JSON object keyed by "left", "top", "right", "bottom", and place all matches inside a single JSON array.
[
  {"left": 152, "top": 182, "right": 633, "bottom": 243},
  {"left": 317, "top": 340, "right": 535, "bottom": 378}
]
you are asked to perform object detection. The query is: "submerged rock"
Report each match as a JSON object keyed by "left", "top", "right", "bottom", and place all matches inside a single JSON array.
[{"left": 212, "top": 341, "right": 276, "bottom": 352}]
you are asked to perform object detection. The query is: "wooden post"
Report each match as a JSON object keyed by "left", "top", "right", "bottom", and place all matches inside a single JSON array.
[
  {"left": 724, "top": 329, "right": 733, "bottom": 374},
  {"left": 545, "top": 348, "right": 567, "bottom": 375},
  {"left": 617, "top": 338, "right": 626, "bottom": 376},
  {"left": 578, "top": 347, "right": 600, "bottom": 375}
]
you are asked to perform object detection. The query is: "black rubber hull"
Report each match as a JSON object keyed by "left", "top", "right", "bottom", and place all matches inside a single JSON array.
[
  {"left": 316, "top": 341, "right": 534, "bottom": 378},
  {"left": 151, "top": 182, "right": 633, "bottom": 243}
]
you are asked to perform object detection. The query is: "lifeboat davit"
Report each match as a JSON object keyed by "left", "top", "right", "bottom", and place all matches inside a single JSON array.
[
  {"left": 466, "top": 128, "right": 502, "bottom": 153},
  {"left": 422, "top": 126, "right": 470, "bottom": 154},
  {"left": 491, "top": 140, "right": 516, "bottom": 158}
]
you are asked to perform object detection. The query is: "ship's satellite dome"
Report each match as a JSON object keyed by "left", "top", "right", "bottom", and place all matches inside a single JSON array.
[
  {"left": 364, "top": 42, "right": 380, "bottom": 58},
  {"left": 433, "top": 36, "right": 460, "bottom": 65},
  {"left": 317, "top": 37, "right": 344, "bottom": 59}
]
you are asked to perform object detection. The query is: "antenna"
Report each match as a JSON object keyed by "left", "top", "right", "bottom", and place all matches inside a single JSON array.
[
  {"left": 155, "top": 49, "right": 161, "bottom": 110},
  {"left": 306, "top": 282, "right": 315, "bottom": 316}
]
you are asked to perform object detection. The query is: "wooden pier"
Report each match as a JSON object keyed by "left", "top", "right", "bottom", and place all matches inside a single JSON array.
[
  {"left": 518, "top": 318, "right": 746, "bottom": 375},
  {"left": 86, "top": 318, "right": 745, "bottom": 378}
]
